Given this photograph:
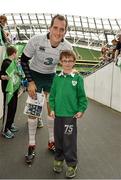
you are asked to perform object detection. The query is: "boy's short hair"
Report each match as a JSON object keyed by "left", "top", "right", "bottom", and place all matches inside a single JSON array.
[
  {"left": 60, "top": 50, "right": 76, "bottom": 61},
  {"left": 0, "top": 15, "right": 7, "bottom": 23},
  {"left": 6, "top": 46, "right": 17, "bottom": 56}
]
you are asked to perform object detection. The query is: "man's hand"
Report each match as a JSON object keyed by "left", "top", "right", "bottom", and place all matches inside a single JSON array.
[{"left": 27, "top": 81, "right": 37, "bottom": 98}]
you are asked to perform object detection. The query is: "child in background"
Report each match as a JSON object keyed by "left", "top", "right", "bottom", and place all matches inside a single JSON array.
[
  {"left": 0, "top": 46, "right": 19, "bottom": 139},
  {"left": 49, "top": 50, "right": 88, "bottom": 178},
  {"left": 0, "top": 15, "right": 8, "bottom": 46},
  {"left": 0, "top": 15, "right": 9, "bottom": 69}
]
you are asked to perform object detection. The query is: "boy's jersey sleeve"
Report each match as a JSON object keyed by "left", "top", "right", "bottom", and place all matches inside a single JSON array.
[
  {"left": 0, "top": 60, "right": 10, "bottom": 78},
  {"left": 49, "top": 76, "right": 57, "bottom": 111},
  {"left": 77, "top": 75, "right": 88, "bottom": 112}
]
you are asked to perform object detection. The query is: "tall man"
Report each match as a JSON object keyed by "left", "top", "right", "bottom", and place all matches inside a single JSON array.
[{"left": 21, "top": 14, "right": 73, "bottom": 162}]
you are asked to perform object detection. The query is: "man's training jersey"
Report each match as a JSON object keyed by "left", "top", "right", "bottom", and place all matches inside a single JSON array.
[{"left": 23, "top": 34, "right": 72, "bottom": 74}]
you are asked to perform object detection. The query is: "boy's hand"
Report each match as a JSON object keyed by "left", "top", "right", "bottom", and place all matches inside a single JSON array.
[
  {"left": 74, "top": 112, "right": 84, "bottom": 119},
  {"left": 50, "top": 111, "right": 55, "bottom": 119},
  {"left": 1, "top": 75, "right": 9, "bottom": 80}
]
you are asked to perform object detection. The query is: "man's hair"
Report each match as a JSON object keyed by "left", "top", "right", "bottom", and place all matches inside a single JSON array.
[
  {"left": 0, "top": 15, "right": 7, "bottom": 23},
  {"left": 50, "top": 14, "right": 68, "bottom": 30},
  {"left": 60, "top": 50, "right": 76, "bottom": 61},
  {"left": 6, "top": 46, "right": 17, "bottom": 56}
]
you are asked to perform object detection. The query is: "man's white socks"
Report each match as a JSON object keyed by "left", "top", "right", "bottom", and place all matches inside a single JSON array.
[{"left": 28, "top": 118, "right": 38, "bottom": 146}]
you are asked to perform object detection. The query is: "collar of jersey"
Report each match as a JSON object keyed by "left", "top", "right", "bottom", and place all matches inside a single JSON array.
[{"left": 58, "top": 71, "right": 75, "bottom": 77}]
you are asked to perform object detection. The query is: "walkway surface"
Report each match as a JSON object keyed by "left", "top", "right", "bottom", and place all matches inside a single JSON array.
[{"left": 0, "top": 92, "right": 121, "bottom": 179}]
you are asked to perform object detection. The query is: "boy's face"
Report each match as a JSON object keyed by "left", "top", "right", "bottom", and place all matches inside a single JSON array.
[
  {"left": 13, "top": 52, "right": 17, "bottom": 60},
  {"left": 0, "top": 19, "right": 7, "bottom": 26},
  {"left": 60, "top": 56, "right": 75, "bottom": 71}
]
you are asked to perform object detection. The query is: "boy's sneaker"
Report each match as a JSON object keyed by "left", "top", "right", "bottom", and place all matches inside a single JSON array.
[
  {"left": 37, "top": 118, "right": 44, "bottom": 128},
  {"left": 2, "top": 129, "right": 15, "bottom": 139},
  {"left": 10, "top": 124, "right": 18, "bottom": 132},
  {"left": 53, "top": 160, "right": 63, "bottom": 173},
  {"left": 25, "top": 146, "right": 35, "bottom": 164},
  {"left": 48, "top": 141, "right": 55, "bottom": 152},
  {"left": 66, "top": 166, "right": 77, "bottom": 178}
]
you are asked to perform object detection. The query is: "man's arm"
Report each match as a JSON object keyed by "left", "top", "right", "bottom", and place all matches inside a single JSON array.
[
  {"left": 21, "top": 53, "right": 37, "bottom": 98},
  {"left": 20, "top": 53, "right": 32, "bottom": 82}
]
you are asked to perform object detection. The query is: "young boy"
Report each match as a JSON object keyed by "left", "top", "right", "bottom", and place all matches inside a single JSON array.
[
  {"left": 0, "top": 46, "right": 19, "bottom": 139},
  {"left": 49, "top": 50, "right": 88, "bottom": 178}
]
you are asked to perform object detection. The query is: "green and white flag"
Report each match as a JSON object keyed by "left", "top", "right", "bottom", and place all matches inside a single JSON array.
[{"left": 6, "top": 60, "right": 21, "bottom": 103}]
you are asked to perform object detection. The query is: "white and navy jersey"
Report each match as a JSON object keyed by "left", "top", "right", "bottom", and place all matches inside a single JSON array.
[{"left": 23, "top": 34, "right": 72, "bottom": 74}]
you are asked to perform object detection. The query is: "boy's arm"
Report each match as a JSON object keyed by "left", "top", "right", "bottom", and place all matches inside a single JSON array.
[
  {"left": 77, "top": 75, "right": 88, "bottom": 113},
  {"left": 49, "top": 77, "right": 56, "bottom": 112},
  {"left": 0, "top": 60, "right": 10, "bottom": 80}
]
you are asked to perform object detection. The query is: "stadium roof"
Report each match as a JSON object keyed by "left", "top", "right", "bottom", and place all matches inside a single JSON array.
[{"left": 5, "top": 13, "right": 121, "bottom": 47}]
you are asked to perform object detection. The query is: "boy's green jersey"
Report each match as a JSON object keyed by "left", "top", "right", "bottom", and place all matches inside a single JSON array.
[{"left": 49, "top": 72, "right": 88, "bottom": 117}]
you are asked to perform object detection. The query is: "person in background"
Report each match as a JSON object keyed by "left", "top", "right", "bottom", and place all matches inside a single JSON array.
[
  {"left": 0, "top": 15, "right": 8, "bottom": 46},
  {"left": 0, "top": 15, "right": 9, "bottom": 68},
  {"left": 107, "top": 39, "right": 118, "bottom": 60},
  {"left": 0, "top": 46, "right": 19, "bottom": 139},
  {"left": 99, "top": 44, "right": 111, "bottom": 62},
  {"left": 114, "top": 33, "right": 121, "bottom": 65},
  {"left": 49, "top": 50, "right": 88, "bottom": 178},
  {"left": 20, "top": 14, "right": 73, "bottom": 162}
]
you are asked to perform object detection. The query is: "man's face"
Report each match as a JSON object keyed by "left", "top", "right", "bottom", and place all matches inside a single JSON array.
[{"left": 49, "top": 18, "right": 67, "bottom": 47}]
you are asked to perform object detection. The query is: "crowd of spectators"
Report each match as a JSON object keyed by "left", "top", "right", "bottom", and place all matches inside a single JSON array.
[
  {"left": 99, "top": 32, "right": 121, "bottom": 68},
  {"left": 99, "top": 39, "right": 118, "bottom": 64}
]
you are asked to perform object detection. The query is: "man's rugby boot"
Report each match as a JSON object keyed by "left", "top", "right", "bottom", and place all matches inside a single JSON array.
[
  {"left": 48, "top": 141, "right": 55, "bottom": 152},
  {"left": 25, "top": 146, "right": 35, "bottom": 165}
]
